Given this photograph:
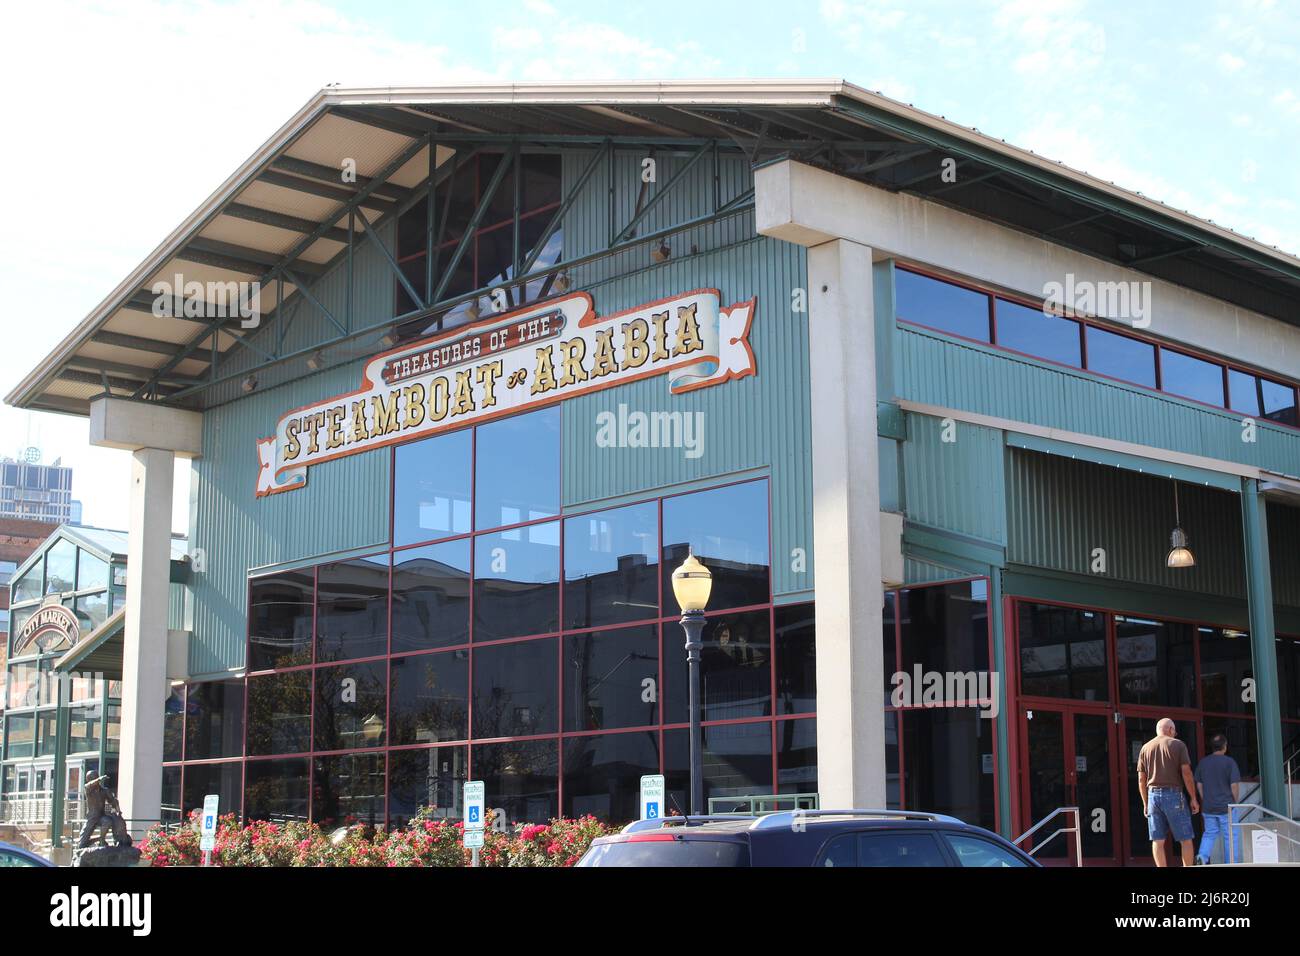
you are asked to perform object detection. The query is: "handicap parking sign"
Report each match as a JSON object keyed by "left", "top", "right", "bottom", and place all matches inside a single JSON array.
[
  {"left": 639, "top": 775, "right": 665, "bottom": 821},
  {"left": 468, "top": 806, "right": 480, "bottom": 823}
]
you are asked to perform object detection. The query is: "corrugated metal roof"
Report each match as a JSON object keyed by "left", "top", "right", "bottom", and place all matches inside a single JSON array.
[{"left": 9, "top": 79, "right": 1299, "bottom": 417}]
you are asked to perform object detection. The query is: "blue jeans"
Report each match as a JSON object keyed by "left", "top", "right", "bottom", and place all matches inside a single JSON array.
[
  {"left": 1147, "top": 788, "right": 1194, "bottom": 842},
  {"left": 1198, "top": 811, "right": 1242, "bottom": 864}
]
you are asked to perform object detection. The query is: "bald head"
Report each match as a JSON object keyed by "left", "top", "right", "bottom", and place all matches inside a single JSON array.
[{"left": 1157, "top": 718, "right": 1177, "bottom": 737}]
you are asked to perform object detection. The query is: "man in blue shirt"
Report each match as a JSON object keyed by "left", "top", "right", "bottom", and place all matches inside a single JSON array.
[{"left": 1194, "top": 734, "right": 1243, "bottom": 865}]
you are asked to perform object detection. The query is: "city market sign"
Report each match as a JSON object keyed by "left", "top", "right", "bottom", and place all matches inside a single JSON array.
[
  {"left": 13, "top": 602, "right": 79, "bottom": 654},
  {"left": 256, "top": 289, "right": 756, "bottom": 496}
]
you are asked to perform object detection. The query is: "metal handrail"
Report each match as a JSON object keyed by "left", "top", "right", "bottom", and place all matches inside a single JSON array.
[
  {"left": 1012, "top": 806, "right": 1083, "bottom": 867},
  {"left": 1228, "top": 803, "right": 1300, "bottom": 863}
]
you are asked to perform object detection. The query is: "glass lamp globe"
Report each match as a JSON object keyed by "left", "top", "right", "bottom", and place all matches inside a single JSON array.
[{"left": 671, "top": 552, "right": 713, "bottom": 612}]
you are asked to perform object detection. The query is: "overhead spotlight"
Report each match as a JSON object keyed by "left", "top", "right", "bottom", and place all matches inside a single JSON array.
[
  {"left": 554, "top": 271, "right": 571, "bottom": 293},
  {"left": 378, "top": 328, "right": 398, "bottom": 349},
  {"left": 306, "top": 350, "right": 326, "bottom": 371},
  {"left": 465, "top": 300, "right": 480, "bottom": 322},
  {"left": 241, "top": 375, "right": 258, "bottom": 394},
  {"left": 1165, "top": 482, "right": 1196, "bottom": 569},
  {"left": 651, "top": 242, "right": 672, "bottom": 264}
]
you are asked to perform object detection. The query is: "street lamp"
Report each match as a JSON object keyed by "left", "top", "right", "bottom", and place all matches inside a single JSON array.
[{"left": 672, "top": 549, "right": 712, "bottom": 814}]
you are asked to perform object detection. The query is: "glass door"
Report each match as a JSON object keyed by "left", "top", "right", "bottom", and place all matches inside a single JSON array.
[{"left": 1020, "top": 705, "right": 1119, "bottom": 863}]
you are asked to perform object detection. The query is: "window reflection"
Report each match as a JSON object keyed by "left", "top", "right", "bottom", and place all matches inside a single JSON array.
[
  {"left": 996, "top": 299, "right": 1081, "bottom": 367},
  {"left": 388, "top": 746, "right": 466, "bottom": 825},
  {"left": 244, "top": 758, "right": 310, "bottom": 822},
  {"left": 313, "top": 753, "right": 386, "bottom": 829},
  {"left": 390, "top": 651, "right": 469, "bottom": 744},
  {"left": 896, "top": 268, "right": 990, "bottom": 342},
  {"left": 246, "top": 672, "right": 311, "bottom": 756},
  {"left": 473, "top": 525, "right": 559, "bottom": 641},
  {"left": 562, "top": 731, "right": 659, "bottom": 822},
  {"left": 1161, "top": 348, "right": 1225, "bottom": 407},
  {"left": 899, "top": 581, "right": 990, "bottom": 688},
  {"left": 1085, "top": 326, "right": 1157, "bottom": 388},
  {"left": 394, "top": 429, "right": 472, "bottom": 546},
  {"left": 665, "top": 609, "right": 770, "bottom": 723},
  {"left": 472, "top": 739, "right": 558, "bottom": 825},
  {"left": 1199, "top": 626, "right": 1255, "bottom": 714},
  {"left": 563, "top": 625, "right": 658, "bottom": 731},
  {"left": 249, "top": 572, "right": 314, "bottom": 671},
  {"left": 392, "top": 540, "right": 470, "bottom": 651},
  {"left": 315, "top": 660, "right": 388, "bottom": 751},
  {"left": 1115, "top": 616, "right": 1195, "bottom": 708},
  {"left": 665, "top": 722, "right": 771, "bottom": 811},
  {"left": 563, "top": 502, "right": 658, "bottom": 629},
  {"left": 472, "top": 637, "right": 557, "bottom": 738},
  {"left": 775, "top": 603, "right": 816, "bottom": 715},
  {"left": 474, "top": 407, "right": 560, "bottom": 532},
  {"left": 776, "top": 717, "right": 817, "bottom": 795},
  {"left": 316, "top": 557, "right": 388, "bottom": 662},
  {"left": 662, "top": 480, "right": 769, "bottom": 613},
  {"left": 182, "top": 762, "right": 242, "bottom": 821},
  {"left": 184, "top": 680, "right": 246, "bottom": 761},
  {"left": 1018, "top": 603, "right": 1108, "bottom": 701}
]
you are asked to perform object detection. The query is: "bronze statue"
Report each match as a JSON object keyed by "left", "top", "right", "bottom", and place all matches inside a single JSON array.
[{"left": 77, "top": 775, "right": 133, "bottom": 849}]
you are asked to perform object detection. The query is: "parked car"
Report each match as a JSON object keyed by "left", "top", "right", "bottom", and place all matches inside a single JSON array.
[
  {"left": 576, "top": 810, "right": 1040, "bottom": 867},
  {"left": 0, "top": 841, "right": 56, "bottom": 868}
]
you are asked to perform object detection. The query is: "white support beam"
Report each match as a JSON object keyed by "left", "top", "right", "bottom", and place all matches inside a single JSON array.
[
  {"left": 807, "top": 238, "right": 887, "bottom": 809},
  {"left": 118, "top": 447, "right": 174, "bottom": 835},
  {"left": 89, "top": 397, "right": 203, "bottom": 458}
]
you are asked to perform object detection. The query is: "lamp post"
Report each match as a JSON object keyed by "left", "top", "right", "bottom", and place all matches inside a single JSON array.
[{"left": 671, "top": 550, "right": 712, "bottom": 815}]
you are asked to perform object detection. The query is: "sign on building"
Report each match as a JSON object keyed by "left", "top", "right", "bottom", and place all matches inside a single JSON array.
[{"left": 256, "top": 290, "right": 757, "bottom": 496}]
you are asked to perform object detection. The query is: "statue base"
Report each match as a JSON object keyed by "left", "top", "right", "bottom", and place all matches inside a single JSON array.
[{"left": 73, "top": 844, "right": 143, "bottom": 868}]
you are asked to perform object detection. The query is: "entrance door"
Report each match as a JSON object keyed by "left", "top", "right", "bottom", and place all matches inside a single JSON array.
[
  {"left": 1020, "top": 705, "right": 1119, "bottom": 863},
  {"left": 1117, "top": 713, "right": 1200, "bottom": 864}
]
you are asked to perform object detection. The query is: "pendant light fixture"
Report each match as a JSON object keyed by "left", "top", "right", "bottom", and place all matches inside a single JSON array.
[{"left": 1166, "top": 481, "right": 1196, "bottom": 568}]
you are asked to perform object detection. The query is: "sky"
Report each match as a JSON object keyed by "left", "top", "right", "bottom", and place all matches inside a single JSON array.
[{"left": 0, "top": 0, "right": 1296, "bottom": 535}]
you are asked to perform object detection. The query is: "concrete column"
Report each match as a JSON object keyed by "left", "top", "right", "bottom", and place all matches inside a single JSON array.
[
  {"left": 119, "top": 447, "right": 174, "bottom": 833},
  {"left": 90, "top": 397, "right": 201, "bottom": 834},
  {"left": 807, "top": 239, "right": 886, "bottom": 808},
  {"left": 1241, "top": 478, "right": 1285, "bottom": 813}
]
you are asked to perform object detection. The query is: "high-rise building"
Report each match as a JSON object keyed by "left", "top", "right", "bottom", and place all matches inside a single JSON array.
[{"left": 0, "top": 451, "right": 74, "bottom": 524}]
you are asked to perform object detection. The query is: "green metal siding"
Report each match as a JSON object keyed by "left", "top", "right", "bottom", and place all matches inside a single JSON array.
[
  {"left": 195, "top": 220, "right": 398, "bottom": 410},
  {"left": 561, "top": 235, "right": 812, "bottom": 599},
  {"left": 1006, "top": 447, "right": 1300, "bottom": 608},
  {"left": 902, "top": 412, "right": 1007, "bottom": 544},
  {"left": 897, "top": 324, "right": 1300, "bottom": 477}
]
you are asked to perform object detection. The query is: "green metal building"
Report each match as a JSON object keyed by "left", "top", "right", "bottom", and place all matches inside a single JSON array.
[
  {"left": 0, "top": 525, "right": 188, "bottom": 852},
  {"left": 6, "top": 81, "right": 1299, "bottom": 863}
]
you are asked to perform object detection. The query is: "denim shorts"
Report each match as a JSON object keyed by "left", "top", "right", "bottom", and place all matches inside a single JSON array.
[{"left": 1147, "top": 788, "right": 1194, "bottom": 842}]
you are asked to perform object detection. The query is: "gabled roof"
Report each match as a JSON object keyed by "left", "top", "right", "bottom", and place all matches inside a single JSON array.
[
  {"left": 8, "top": 80, "right": 1299, "bottom": 417},
  {"left": 10, "top": 523, "right": 189, "bottom": 587}
]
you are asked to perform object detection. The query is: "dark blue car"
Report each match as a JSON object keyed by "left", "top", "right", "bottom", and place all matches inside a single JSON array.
[
  {"left": 0, "top": 841, "right": 55, "bottom": 868},
  {"left": 578, "top": 809, "right": 1041, "bottom": 868}
]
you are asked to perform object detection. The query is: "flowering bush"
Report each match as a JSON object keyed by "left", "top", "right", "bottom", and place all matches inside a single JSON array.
[{"left": 140, "top": 807, "right": 617, "bottom": 867}]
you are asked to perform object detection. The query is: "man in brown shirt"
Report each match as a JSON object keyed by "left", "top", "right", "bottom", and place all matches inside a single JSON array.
[{"left": 1137, "top": 718, "right": 1200, "bottom": 866}]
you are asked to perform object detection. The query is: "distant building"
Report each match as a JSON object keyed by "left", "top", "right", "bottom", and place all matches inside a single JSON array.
[
  {"left": 0, "top": 452, "right": 75, "bottom": 524},
  {"left": 0, "top": 517, "right": 52, "bottom": 704},
  {"left": 0, "top": 524, "right": 189, "bottom": 852}
]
